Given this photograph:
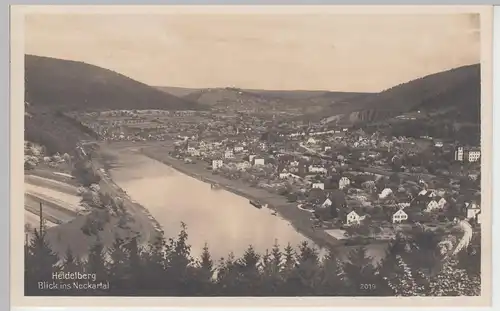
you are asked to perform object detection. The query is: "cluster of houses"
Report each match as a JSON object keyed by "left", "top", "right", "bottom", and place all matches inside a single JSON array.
[
  {"left": 342, "top": 184, "right": 481, "bottom": 228},
  {"left": 172, "top": 126, "right": 482, "bottom": 230},
  {"left": 72, "top": 108, "right": 482, "bottom": 233}
]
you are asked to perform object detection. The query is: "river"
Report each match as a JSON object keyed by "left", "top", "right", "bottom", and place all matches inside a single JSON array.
[{"left": 108, "top": 150, "right": 321, "bottom": 260}]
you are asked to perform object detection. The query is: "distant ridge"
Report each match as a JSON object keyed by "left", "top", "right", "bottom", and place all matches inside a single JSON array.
[
  {"left": 157, "top": 86, "right": 369, "bottom": 114},
  {"left": 25, "top": 55, "right": 201, "bottom": 111},
  {"left": 156, "top": 86, "right": 333, "bottom": 100},
  {"left": 321, "top": 64, "right": 480, "bottom": 125},
  {"left": 24, "top": 55, "right": 201, "bottom": 153}
]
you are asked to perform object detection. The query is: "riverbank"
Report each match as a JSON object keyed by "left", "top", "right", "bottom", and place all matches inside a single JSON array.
[
  {"left": 139, "top": 146, "right": 344, "bottom": 250},
  {"left": 90, "top": 149, "right": 164, "bottom": 244}
]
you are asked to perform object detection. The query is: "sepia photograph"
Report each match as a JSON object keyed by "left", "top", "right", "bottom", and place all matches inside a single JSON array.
[{"left": 10, "top": 4, "right": 493, "bottom": 307}]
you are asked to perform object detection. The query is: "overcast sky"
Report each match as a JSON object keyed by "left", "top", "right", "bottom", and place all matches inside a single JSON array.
[{"left": 24, "top": 13, "right": 480, "bottom": 92}]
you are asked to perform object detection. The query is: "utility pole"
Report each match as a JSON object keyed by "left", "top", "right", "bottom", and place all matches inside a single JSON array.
[{"left": 39, "top": 202, "right": 43, "bottom": 236}]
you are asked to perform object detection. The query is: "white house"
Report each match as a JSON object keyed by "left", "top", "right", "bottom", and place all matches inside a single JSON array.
[
  {"left": 426, "top": 200, "right": 440, "bottom": 212},
  {"left": 324, "top": 146, "right": 332, "bottom": 152},
  {"left": 224, "top": 150, "right": 234, "bottom": 159},
  {"left": 309, "top": 165, "right": 327, "bottom": 174},
  {"left": 312, "top": 182, "right": 325, "bottom": 190},
  {"left": 254, "top": 158, "right": 265, "bottom": 166},
  {"left": 279, "top": 170, "right": 290, "bottom": 179},
  {"left": 455, "top": 147, "right": 464, "bottom": 161},
  {"left": 307, "top": 137, "right": 317, "bottom": 145},
  {"left": 397, "top": 202, "right": 410, "bottom": 209},
  {"left": 279, "top": 172, "right": 291, "bottom": 179},
  {"left": 234, "top": 146, "right": 244, "bottom": 153},
  {"left": 346, "top": 211, "right": 361, "bottom": 225},
  {"left": 339, "top": 177, "right": 351, "bottom": 189},
  {"left": 468, "top": 150, "right": 481, "bottom": 162},
  {"left": 466, "top": 202, "right": 481, "bottom": 219},
  {"left": 378, "top": 188, "right": 393, "bottom": 199},
  {"left": 392, "top": 209, "right": 408, "bottom": 223},
  {"left": 290, "top": 161, "right": 299, "bottom": 167},
  {"left": 434, "top": 141, "right": 444, "bottom": 148},
  {"left": 437, "top": 197, "right": 447, "bottom": 209},
  {"left": 235, "top": 161, "right": 251, "bottom": 171},
  {"left": 212, "top": 159, "right": 223, "bottom": 170},
  {"left": 321, "top": 198, "right": 332, "bottom": 208},
  {"left": 249, "top": 155, "right": 256, "bottom": 162},
  {"left": 455, "top": 146, "right": 481, "bottom": 162}
]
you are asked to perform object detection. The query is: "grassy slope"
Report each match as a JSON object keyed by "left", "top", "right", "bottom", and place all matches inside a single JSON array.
[{"left": 25, "top": 55, "right": 202, "bottom": 153}]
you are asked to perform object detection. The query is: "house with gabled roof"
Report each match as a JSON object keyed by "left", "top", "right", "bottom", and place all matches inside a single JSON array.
[
  {"left": 465, "top": 201, "right": 481, "bottom": 219},
  {"left": 437, "top": 197, "right": 447, "bottom": 209},
  {"left": 339, "top": 177, "right": 351, "bottom": 189},
  {"left": 212, "top": 159, "right": 223, "bottom": 171},
  {"left": 346, "top": 210, "right": 361, "bottom": 225},
  {"left": 425, "top": 199, "right": 440, "bottom": 212},
  {"left": 392, "top": 209, "right": 408, "bottom": 223},
  {"left": 345, "top": 207, "right": 367, "bottom": 226},
  {"left": 476, "top": 211, "right": 482, "bottom": 224},
  {"left": 379, "top": 188, "right": 393, "bottom": 199},
  {"left": 321, "top": 198, "right": 333, "bottom": 208},
  {"left": 312, "top": 182, "right": 325, "bottom": 190}
]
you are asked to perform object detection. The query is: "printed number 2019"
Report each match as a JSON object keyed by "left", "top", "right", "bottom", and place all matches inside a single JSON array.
[{"left": 360, "top": 284, "right": 376, "bottom": 290}]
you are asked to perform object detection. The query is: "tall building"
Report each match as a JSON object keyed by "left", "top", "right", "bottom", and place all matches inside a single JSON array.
[{"left": 455, "top": 146, "right": 481, "bottom": 162}]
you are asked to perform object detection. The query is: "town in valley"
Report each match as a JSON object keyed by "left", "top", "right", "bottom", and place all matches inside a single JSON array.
[{"left": 21, "top": 11, "right": 484, "bottom": 298}]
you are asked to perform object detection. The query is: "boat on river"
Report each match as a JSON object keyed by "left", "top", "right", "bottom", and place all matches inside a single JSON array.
[
  {"left": 250, "top": 200, "right": 263, "bottom": 209},
  {"left": 210, "top": 183, "right": 222, "bottom": 190}
]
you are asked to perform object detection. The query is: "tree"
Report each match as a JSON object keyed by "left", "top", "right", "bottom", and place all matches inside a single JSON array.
[
  {"left": 85, "top": 240, "right": 109, "bottom": 293},
  {"left": 192, "top": 243, "right": 215, "bottom": 295},
  {"left": 61, "top": 247, "right": 83, "bottom": 273},
  {"left": 318, "top": 249, "right": 346, "bottom": 295},
  {"left": 25, "top": 229, "right": 61, "bottom": 295},
  {"left": 107, "top": 237, "right": 130, "bottom": 294},
  {"left": 382, "top": 254, "right": 427, "bottom": 296},
  {"left": 164, "top": 222, "right": 196, "bottom": 295},
  {"left": 286, "top": 241, "right": 322, "bottom": 295},
  {"left": 343, "top": 247, "right": 380, "bottom": 295},
  {"left": 427, "top": 259, "right": 481, "bottom": 296},
  {"left": 23, "top": 222, "right": 481, "bottom": 297}
]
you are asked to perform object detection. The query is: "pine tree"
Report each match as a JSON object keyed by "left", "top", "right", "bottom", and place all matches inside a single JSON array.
[
  {"left": 84, "top": 239, "right": 108, "bottom": 295},
  {"left": 215, "top": 252, "right": 239, "bottom": 296},
  {"left": 282, "top": 242, "right": 297, "bottom": 271},
  {"left": 294, "top": 241, "right": 321, "bottom": 295},
  {"left": 237, "top": 245, "right": 261, "bottom": 295},
  {"left": 107, "top": 237, "right": 130, "bottom": 295},
  {"left": 382, "top": 254, "right": 427, "bottom": 296},
  {"left": 185, "top": 243, "right": 216, "bottom": 296},
  {"left": 61, "top": 247, "right": 83, "bottom": 273},
  {"left": 318, "top": 249, "right": 346, "bottom": 296},
  {"left": 258, "top": 241, "right": 284, "bottom": 295},
  {"left": 25, "top": 228, "right": 61, "bottom": 295},
  {"left": 343, "top": 247, "right": 379, "bottom": 295},
  {"left": 165, "top": 223, "right": 195, "bottom": 295},
  {"left": 270, "top": 240, "right": 283, "bottom": 274},
  {"left": 427, "top": 258, "right": 480, "bottom": 296},
  {"left": 122, "top": 236, "right": 144, "bottom": 294}
]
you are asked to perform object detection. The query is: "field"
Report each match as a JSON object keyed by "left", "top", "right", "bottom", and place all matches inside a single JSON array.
[{"left": 24, "top": 174, "right": 83, "bottom": 239}]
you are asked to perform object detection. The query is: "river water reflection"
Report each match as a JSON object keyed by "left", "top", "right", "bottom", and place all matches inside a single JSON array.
[{"left": 109, "top": 151, "right": 318, "bottom": 259}]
